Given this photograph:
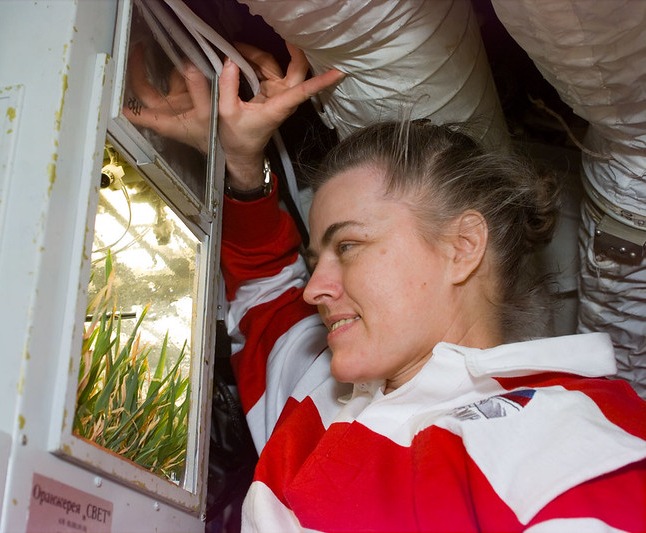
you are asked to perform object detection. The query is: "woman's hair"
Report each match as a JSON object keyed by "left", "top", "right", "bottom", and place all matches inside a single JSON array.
[{"left": 310, "top": 119, "right": 561, "bottom": 341}]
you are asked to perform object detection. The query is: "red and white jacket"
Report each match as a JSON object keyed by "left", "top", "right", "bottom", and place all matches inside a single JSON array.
[{"left": 221, "top": 186, "right": 646, "bottom": 533}]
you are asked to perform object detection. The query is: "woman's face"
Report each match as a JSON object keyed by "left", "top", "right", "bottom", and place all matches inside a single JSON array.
[{"left": 304, "top": 165, "right": 461, "bottom": 390}]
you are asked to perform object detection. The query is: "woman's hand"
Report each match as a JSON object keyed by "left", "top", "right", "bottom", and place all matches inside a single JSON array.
[
  {"left": 123, "top": 43, "right": 212, "bottom": 154},
  {"left": 219, "top": 43, "right": 345, "bottom": 190},
  {"left": 123, "top": 41, "right": 344, "bottom": 189}
]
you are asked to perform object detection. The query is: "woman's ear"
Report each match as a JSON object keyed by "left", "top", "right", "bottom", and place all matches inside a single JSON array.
[{"left": 447, "top": 210, "right": 488, "bottom": 284}]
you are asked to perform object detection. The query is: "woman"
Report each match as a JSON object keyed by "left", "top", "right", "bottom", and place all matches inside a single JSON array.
[{"left": 130, "top": 46, "right": 646, "bottom": 532}]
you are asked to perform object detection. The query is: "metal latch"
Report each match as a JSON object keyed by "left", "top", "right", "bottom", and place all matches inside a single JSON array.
[{"left": 594, "top": 215, "right": 646, "bottom": 265}]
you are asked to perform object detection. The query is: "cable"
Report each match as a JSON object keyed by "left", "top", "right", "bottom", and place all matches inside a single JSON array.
[{"left": 527, "top": 95, "right": 612, "bottom": 161}]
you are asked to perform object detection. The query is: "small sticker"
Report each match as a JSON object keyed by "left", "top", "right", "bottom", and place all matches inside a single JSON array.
[{"left": 27, "top": 473, "right": 113, "bottom": 533}]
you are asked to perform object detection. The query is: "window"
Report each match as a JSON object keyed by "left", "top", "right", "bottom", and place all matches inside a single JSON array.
[{"left": 51, "top": 0, "right": 220, "bottom": 513}]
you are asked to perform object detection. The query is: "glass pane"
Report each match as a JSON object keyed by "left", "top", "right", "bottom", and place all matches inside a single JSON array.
[
  {"left": 122, "top": 1, "right": 209, "bottom": 203},
  {"left": 74, "top": 142, "right": 200, "bottom": 485}
]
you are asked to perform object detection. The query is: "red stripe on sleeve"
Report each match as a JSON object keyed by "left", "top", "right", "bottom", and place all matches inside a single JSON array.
[
  {"left": 221, "top": 181, "right": 302, "bottom": 299},
  {"left": 231, "top": 286, "right": 318, "bottom": 414}
]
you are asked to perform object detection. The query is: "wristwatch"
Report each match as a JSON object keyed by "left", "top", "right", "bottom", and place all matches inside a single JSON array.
[{"left": 224, "top": 157, "right": 273, "bottom": 201}]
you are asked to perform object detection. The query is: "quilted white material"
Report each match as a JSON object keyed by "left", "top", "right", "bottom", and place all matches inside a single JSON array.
[
  {"left": 490, "top": 0, "right": 646, "bottom": 398},
  {"left": 238, "top": 0, "right": 509, "bottom": 148}
]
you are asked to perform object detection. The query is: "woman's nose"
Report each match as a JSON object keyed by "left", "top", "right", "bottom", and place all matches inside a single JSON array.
[{"left": 303, "top": 261, "right": 341, "bottom": 305}]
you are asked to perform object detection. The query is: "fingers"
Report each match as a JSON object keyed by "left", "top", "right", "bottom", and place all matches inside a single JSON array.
[
  {"left": 127, "top": 44, "right": 166, "bottom": 108},
  {"left": 217, "top": 51, "right": 345, "bottom": 128},
  {"left": 272, "top": 68, "right": 346, "bottom": 111},
  {"left": 182, "top": 62, "right": 212, "bottom": 116},
  {"left": 284, "top": 43, "right": 310, "bottom": 86},
  {"left": 216, "top": 49, "right": 345, "bottom": 167},
  {"left": 218, "top": 58, "right": 242, "bottom": 115},
  {"left": 168, "top": 68, "right": 186, "bottom": 95},
  {"left": 234, "top": 42, "right": 284, "bottom": 81},
  {"left": 304, "top": 67, "right": 346, "bottom": 96}
]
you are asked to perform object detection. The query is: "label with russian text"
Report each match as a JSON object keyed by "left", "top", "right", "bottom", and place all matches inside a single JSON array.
[{"left": 27, "top": 473, "right": 113, "bottom": 533}]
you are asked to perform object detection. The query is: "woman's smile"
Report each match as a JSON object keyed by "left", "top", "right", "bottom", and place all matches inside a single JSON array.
[{"left": 329, "top": 316, "right": 360, "bottom": 333}]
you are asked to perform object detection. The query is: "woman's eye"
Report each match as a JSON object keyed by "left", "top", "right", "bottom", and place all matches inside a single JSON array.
[{"left": 337, "top": 242, "right": 355, "bottom": 255}]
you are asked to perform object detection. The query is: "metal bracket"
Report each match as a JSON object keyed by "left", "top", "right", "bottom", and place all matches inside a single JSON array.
[{"left": 594, "top": 215, "right": 646, "bottom": 265}]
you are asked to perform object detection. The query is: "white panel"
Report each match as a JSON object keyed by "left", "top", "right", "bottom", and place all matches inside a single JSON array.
[{"left": 0, "top": 85, "right": 23, "bottom": 241}]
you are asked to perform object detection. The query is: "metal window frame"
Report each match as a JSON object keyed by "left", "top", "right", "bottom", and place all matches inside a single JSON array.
[{"left": 46, "top": 0, "right": 220, "bottom": 515}]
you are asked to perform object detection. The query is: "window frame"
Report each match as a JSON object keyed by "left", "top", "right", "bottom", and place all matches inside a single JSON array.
[{"left": 47, "top": 0, "right": 221, "bottom": 514}]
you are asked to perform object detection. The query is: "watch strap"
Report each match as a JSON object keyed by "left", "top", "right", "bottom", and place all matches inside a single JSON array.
[{"left": 225, "top": 157, "right": 273, "bottom": 201}]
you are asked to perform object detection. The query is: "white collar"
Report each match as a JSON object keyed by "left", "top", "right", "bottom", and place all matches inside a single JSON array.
[
  {"left": 347, "top": 333, "right": 617, "bottom": 412},
  {"left": 436, "top": 332, "right": 617, "bottom": 379}
]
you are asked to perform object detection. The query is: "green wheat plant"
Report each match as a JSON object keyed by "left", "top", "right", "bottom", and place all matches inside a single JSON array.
[{"left": 74, "top": 251, "right": 191, "bottom": 483}]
